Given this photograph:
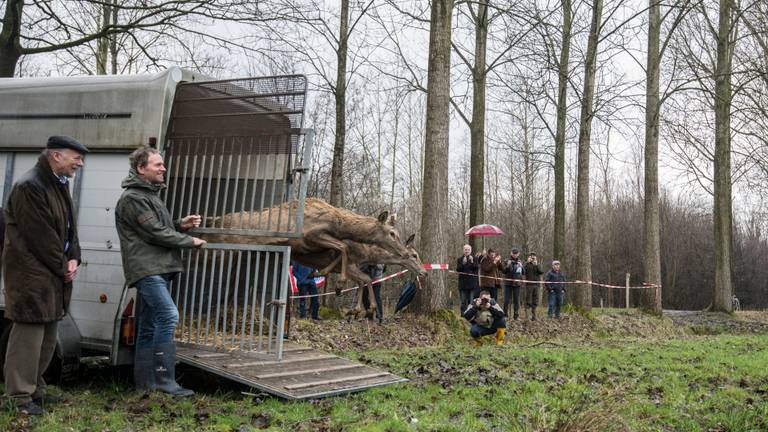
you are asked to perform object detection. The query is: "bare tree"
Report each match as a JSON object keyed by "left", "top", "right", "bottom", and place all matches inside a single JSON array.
[{"left": 413, "top": 0, "right": 454, "bottom": 314}]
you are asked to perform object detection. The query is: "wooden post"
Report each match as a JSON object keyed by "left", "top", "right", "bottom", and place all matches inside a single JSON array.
[{"left": 625, "top": 273, "right": 630, "bottom": 308}]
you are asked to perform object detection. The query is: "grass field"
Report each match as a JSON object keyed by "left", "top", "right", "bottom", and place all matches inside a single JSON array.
[{"left": 1, "top": 310, "right": 767, "bottom": 431}]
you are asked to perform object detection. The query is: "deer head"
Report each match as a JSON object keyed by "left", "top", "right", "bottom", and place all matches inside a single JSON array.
[
  {"left": 403, "top": 234, "right": 427, "bottom": 278},
  {"left": 373, "top": 210, "right": 405, "bottom": 255}
]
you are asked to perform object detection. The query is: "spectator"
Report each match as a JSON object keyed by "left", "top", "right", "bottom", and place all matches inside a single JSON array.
[
  {"left": 361, "top": 264, "right": 385, "bottom": 324},
  {"left": 479, "top": 249, "right": 503, "bottom": 300},
  {"left": 292, "top": 262, "right": 321, "bottom": 321},
  {"left": 545, "top": 260, "right": 566, "bottom": 319},
  {"left": 502, "top": 248, "right": 524, "bottom": 320},
  {"left": 456, "top": 244, "right": 479, "bottom": 313},
  {"left": 523, "top": 252, "right": 543, "bottom": 321},
  {"left": 463, "top": 290, "right": 507, "bottom": 346},
  {"left": 3, "top": 137, "right": 88, "bottom": 415},
  {"left": 115, "top": 146, "right": 206, "bottom": 397}
]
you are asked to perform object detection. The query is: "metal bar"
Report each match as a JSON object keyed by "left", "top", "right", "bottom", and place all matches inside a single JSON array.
[
  {"left": 171, "top": 110, "right": 304, "bottom": 119},
  {"left": 257, "top": 136, "right": 271, "bottom": 229},
  {"left": 212, "top": 249, "right": 226, "bottom": 348},
  {"left": 275, "top": 248, "right": 290, "bottom": 360},
  {"left": 202, "top": 138, "right": 217, "bottom": 227},
  {"left": 185, "top": 138, "right": 199, "bottom": 218},
  {"left": 210, "top": 139, "right": 225, "bottom": 230},
  {"left": 195, "top": 249, "right": 209, "bottom": 344},
  {"left": 201, "top": 243, "right": 294, "bottom": 253},
  {"left": 267, "top": 138, "right": 281, "bottom": 230},
  {"left": 238, "top": 138, "right": 254, "bottom": 230},
  {"left": 220, "top": 138, "right": 235, "bottom": 225},
  {"left": 294, "top": 129, "right": 314, "bottom": 236},
  {"left": 166, "top": 140, "right": 182, "bottom": 220},
  {"left": 248, "top": 251, "right": 261, "bottom": 351},
  {"left": 194, "top": 140, "right": 208, "bottom": 220},
  {"left": 175, "top": 147, "right": 191, "bottom": 221},
  {"left": 257, "top": 252, "right": 270, "bottom": 352},
  {"left": 229, "top": 138, "right": 243, "bottom": 226},
  {"left": 221, "top": 250, "right": 234, "bottom": 345},
  {"left": 173, "top": 91, "right": 307, "bottom": 103},
  {"left": 239, "top": 251, "right": 252, "bottom": 351},
  {"left": 230, "top": 251, "right": 242, "bottom": 347},
  {"left": 203, "top": 250, "right": 218, "bottom": 345},
  {"left": 176, "top": 73, "right": 306, "bottom": 86},
  {"left": 247, "top": 143, "right": 262, "bottom": 229},
  {"left": 178, "top": 250, "right": 192, "bottom": 336},
  {"left": 274, "top": 136, "right": 288, "bottom": 233},
  {"left": 187, "top": 251, "right": 202, "bottom": 344},
  {"left": 266, "top": 252, "right": 278, "bottom": 354}
]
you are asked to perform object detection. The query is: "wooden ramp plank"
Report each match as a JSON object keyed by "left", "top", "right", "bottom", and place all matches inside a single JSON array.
[{"left": 177, "top": 343, "right": 407, "bottom": 400}]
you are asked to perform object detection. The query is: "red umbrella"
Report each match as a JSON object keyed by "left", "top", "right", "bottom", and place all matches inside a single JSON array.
[{"left": 465, "top": 224, "right": 504, "bottom": 237}]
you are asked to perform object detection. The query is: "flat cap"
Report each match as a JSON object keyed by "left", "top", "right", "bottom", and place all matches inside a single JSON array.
[{"left": 47, "top": 136, "right": 89, "bottom": 154}]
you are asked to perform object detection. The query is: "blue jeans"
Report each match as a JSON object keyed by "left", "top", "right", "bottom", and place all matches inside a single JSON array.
[
  {"left": 547, "top": 290, "right": 565, "bottom": 318},
  {"left": 298, "top": 283, "right": 319, "bottom": 319},
  {"left": 135, "top": 274, "right": 179, "bottom": 349}
]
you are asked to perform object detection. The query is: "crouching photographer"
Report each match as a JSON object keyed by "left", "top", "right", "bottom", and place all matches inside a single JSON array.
[{"left": 463, "top": 290, "right": 507, "bottom": 346}]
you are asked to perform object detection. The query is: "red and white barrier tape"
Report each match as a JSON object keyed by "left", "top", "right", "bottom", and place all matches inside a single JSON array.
[{"left": 290, "top": 264, "right": 660, "bottom": 300}]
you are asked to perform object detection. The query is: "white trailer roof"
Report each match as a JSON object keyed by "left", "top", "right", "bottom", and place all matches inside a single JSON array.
[{"left": 0, "top": 67, "right": 209, "bottom": 151}]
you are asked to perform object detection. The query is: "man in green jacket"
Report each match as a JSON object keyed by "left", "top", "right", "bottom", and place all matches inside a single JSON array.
[
  {"left": 115, "top": 146, "right": 205, "bottom": 397},
  {"left": 3, "top": 136, "right": 87, "bottom": 415}
]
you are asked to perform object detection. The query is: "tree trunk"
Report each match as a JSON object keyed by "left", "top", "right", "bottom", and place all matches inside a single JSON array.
[
  {"left": 712, "top": 0, "right": 733, "bottom": 312},
  {"left": 0, "top": 0, "right": 23, "bottom": 77},
  {"left": 110, "top": 0, "right": 119, "bottom": 75},
  {"left": 641, "top": 0, "right": 663, "bottom": 314},
  {"left": 468, "top": 0, "right": 488, "bottom": 250},
  {"left": 96, "top": 2, "right": 111, "bottom": 75},
  {"left": 553, "top": 0, "right": 572, "bottom": 262},
  {"left": 574, "top": 0, "right": 603, "bottom": 312},
  {"left": 329, "top": 0, "right": 350, "bottom": 207},
  {"left": 390, "top": 98, "right": 400, "bottom": 209},
  {"left": 413, "top": 0, "right": 454, "bottom": 314}
]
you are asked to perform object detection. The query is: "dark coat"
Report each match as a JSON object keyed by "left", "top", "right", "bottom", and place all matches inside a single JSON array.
[
  {"left": 3, "top": 156, "right": 81, "bottom": 323},
  {"left": 502, "top": 257, "right": 523, "bottom": 288},
  {"left": 115, "top": 170, "right": 195, "bottom": 287},
  {"left": 462, "top": 298, "right": 505, "bottom": 327},
  {"left": 524, "top": 261, "right": 543, "bottom": 281},
  {"left": 545, "top": 269, "right": 566, "bottom": 292},
  {"left": 456, "top": 255, "right": 479, "bottom": 291},
  {"left": 479, "top": 255, "right": 503, "bottom": 288}
]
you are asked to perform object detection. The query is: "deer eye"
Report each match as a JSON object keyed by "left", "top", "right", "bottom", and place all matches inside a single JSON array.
[{"left": 390, "top": 232, "right": 396, "bottom": 238}]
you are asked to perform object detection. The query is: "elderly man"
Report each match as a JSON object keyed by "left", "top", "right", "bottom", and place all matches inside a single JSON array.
[
  {"left": 115, "top": 146, "right": 205, "bottom": 397},
  {"left": 3, "top": 136, "right": 88, "bottom": 415},
  {"left": 456, "top": 244, "right": 479, "bottom": 313}
]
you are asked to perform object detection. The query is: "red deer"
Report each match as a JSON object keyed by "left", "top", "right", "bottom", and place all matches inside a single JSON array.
[
  {"left": 294, "top": 234, "right": 424, "bottom": 319},
  {"left": 202, "top": 198, "right": 415, "bottom": 283}
]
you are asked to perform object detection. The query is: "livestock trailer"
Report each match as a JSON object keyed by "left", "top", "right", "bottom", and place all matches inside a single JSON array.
[{"left": 0, "top": 68, "right": 405, "bottom": 399}]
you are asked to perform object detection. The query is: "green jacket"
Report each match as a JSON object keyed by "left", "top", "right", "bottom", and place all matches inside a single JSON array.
[{"left": 115, "top": 170, "right": 195, "bottom": 287}]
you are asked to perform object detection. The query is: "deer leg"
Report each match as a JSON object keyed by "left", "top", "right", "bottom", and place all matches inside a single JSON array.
[
  {"left": 367, "top": 283, "right": 378, "bottom": 318},
  {"left": 306, "top": 234, "right": 350, "bottom": 282},
  {"left": 315, "top": 254, "right": 342, "bottom": 276}
]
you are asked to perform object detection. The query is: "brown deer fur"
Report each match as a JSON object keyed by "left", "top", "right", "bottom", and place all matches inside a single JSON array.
[
  {"left": 200, "top": 198, "right": 414, "bottom": 284},
  {"left": 294, "top": 234, "right": 425, "bottom": 318}
]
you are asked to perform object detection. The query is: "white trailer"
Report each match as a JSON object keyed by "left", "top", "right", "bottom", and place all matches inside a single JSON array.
[{"left": 0, "top": 68, "right": 405, "bottom": 399}]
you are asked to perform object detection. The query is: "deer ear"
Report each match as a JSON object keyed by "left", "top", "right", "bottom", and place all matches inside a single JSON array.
[
  {"left": 388, "top": 213, "right": 397, "bottom": 225},
  {"left": 406, "top": 234, "right": 415, "bottom": 246},
  {"left": 377, "top": 211, "right": 389, "bottom": 224}
]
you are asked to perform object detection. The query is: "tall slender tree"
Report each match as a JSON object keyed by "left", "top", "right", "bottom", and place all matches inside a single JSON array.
[
  {"left": 553, "top": 0, "right": 572, "bottom": 261},
  {"left": 413, "top": 0, "right": 454, "bottom": 313},
  {"left": 712, "top": 0, "right": 734, "bottom": 311},
  {"left": 574, "top": 0, "right": 604, "bottom": 311}
]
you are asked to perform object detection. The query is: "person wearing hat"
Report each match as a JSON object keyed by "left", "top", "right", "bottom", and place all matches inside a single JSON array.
[
  {"left": 545, "top": 260, "right": 566, "bottom": 319},
  {"left": 3, "top": 136, "right": 88, "bottom": 415},
  {"left": 502, "top": 248, "right": 524, "bottom": 320},
  {"left": 523, "top": 252, "right": 543, "bottom": 321},
  {"left": 115, "top": 146, "right": 206, "bottom": 397}
]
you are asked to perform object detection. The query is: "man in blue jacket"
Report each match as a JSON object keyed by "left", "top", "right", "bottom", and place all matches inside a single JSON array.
[
  {"left": 545, "top": 260, "right": 566, "bottom": 319},
  {"left": 292, "top": 262, "right": 320, "bottom": 320}
]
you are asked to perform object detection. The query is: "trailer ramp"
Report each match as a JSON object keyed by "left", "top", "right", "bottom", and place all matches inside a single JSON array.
[{"left": 177, "top": 342, "right": 407, "bottom": 400}]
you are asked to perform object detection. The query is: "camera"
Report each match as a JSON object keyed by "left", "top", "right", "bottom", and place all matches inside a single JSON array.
[{"left": 480, "top": 297, "right": 490, "bottom": 306}]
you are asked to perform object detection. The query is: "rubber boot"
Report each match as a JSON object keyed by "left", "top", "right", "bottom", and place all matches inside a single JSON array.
[
  {"left": 154, "top": 343, "right": 194, "bottom": 397},
  {"left": 472, "top": 337, "right": 483, "bottom": 347},
  {"left": 495, "top": 328, "right": 506, "bottom": 346},
  {"left": 134, "top": 347, "right": 156, "bottom": 393}
]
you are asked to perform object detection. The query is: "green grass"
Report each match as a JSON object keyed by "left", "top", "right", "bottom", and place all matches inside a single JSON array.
[{"left": 2, "top": 333, "right": 767, "bottom": 431}]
